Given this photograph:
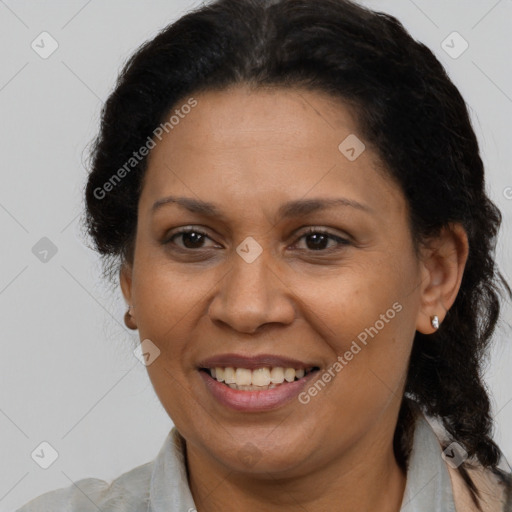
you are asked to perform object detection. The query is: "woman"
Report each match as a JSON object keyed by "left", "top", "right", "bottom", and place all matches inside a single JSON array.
[{"left": 17, "top": 0, "right": 512, "bottom": 510}]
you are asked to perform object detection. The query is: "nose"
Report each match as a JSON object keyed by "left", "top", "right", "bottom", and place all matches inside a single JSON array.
[{"left": 208, "top": 248, "right": 296, "bottom": 334}]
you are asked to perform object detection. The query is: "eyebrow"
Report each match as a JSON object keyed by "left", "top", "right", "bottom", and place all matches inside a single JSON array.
[{"left": 151, "top": 195, "right": 373, "bottom": 219}]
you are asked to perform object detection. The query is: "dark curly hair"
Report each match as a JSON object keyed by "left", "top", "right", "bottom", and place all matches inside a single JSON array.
[{"left": 82, "top": 0, "right": 511, "bottom": 508}]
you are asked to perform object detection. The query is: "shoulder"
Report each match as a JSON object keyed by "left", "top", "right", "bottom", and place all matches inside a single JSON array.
[
  {"left": 15, "top": 460, "right": 154, "bottom": 512},
  {"left": 446, "top": 459, "right": 511, "bottom": 512}
]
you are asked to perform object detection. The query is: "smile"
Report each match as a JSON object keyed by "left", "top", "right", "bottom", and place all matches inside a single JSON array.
[
  {"left": 200, "top": 366, "right": 318, "bottom": 390},
  {"left": 198, "top": 365, "right": 321, "bottom": 412}
]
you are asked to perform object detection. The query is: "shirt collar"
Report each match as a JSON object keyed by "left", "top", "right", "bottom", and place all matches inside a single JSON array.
[
  {"left": 400, "top": 412, "right": 456, "bottom": 511},
  {"left": 149, "top": 427, "right": 196, "bottom": 512}
]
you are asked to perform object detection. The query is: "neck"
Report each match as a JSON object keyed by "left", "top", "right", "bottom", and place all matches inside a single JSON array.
[{"left": 185, "top": 422, "right": 408, "bottom": 512}]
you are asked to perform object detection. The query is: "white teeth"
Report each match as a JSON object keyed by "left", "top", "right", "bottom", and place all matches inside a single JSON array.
[
  {"left": 235, "top": 368, "right": 252, "bottom": 386},
  {"left": 208, "top": 366, "right": 315, "bottom": 388},
  {"left": 284, "top": 368, "right": 296, "bottom": 382},
  {"left": 252, "top": 367, "right": 271, "bottom": 386},
  {"left": 231, "top": 383, "right": 279, "bottom": 391},
  {"left": 224, "top": 367, "right": 236, "bottom": 384},
  {"left": 270, "top": 367, "right": 285, "bottom": 384}
]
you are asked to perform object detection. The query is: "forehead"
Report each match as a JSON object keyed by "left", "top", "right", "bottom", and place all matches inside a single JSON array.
[
  {"left": 140, "top": 85, "right": 405, "bottom": 219},
  {"left": 157, "top": 85, "right": 361, "bottom": 150}
]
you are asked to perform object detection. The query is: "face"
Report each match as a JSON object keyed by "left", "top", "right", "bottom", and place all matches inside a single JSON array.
[{"left": 120, "top": 85, "right": 446, "bottom": 478}]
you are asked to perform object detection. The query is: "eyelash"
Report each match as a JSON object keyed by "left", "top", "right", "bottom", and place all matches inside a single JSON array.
[{"left": 163, "top": 226, "right": 350, "bottom": 252}]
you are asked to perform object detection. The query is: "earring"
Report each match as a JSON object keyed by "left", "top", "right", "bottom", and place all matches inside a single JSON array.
[
  {"left": 431, "top": 315, "right": 440, "bottom": 330},
  {"left": 124, "top": 305, "right": 137, "bottom": 330}
]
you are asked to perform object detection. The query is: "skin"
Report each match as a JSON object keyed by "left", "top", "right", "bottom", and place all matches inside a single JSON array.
[{"left": 120, "top": 84, "right": 469, "bottom": 512}]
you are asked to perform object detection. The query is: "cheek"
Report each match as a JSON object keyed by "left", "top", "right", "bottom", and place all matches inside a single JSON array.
[
  {"left": 300, "top": 256, "right": 410, "bottom": 342},
  {"left": 143, "top": 359, "right": 195, "bottom": 432},
  {"left": 300, "top": 255, "right": 416, "bottom": 401},
  {"left": 131, "top": 255, "right": 213, "bottom": 339}
]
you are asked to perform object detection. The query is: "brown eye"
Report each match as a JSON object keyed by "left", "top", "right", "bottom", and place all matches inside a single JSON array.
[
  {"left": 294, "top": 228, "right": 350, "bottom": 251},
  {"left": 164, "top": 228, "right": 216, "bottom": 250}
]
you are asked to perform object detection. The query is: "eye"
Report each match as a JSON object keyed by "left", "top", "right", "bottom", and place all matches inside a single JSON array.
[
  {"left": 163, "top": 227, "right": 218, "bottom": 250},
  {"left": 292, "top": 227, "right": 351, "bottom": 251},
  {"left": 162, "top": 226, "right": 351, "bottom": 252}
]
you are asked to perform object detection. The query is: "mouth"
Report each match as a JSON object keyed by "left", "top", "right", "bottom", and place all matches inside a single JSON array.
[
  {"left": 196, "top": 353, "right": 323, "bottom": 410},
  {"left": 198, "top": 365, "right": 321, "bottom": 391}
]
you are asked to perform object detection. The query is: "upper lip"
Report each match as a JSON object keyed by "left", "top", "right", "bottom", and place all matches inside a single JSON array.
[{"left": 197, "top": 353, "right": 320, "bottom": 370}]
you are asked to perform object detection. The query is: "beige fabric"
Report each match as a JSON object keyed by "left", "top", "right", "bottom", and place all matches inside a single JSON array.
[
  {"left": 420, "top": 411, "right": 510, "bottom": 511},
  {"left": 447, "top": 463, "right": 508, "bottom": 512}
]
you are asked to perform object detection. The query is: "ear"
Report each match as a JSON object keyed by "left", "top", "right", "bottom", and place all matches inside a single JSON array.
[
  {"left": 415, "top": 223, "right": 469, "bottom": 334},
  {"left": 120, "top": 262, "right": 133, "bottom": 304},
  {"left": 120, "top": 263, "right": 137, "bottom": 330}
]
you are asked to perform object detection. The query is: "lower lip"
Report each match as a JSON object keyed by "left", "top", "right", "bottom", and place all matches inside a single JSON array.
[{"left": 198, "top": 369, "right": 319, "bottom": 412}]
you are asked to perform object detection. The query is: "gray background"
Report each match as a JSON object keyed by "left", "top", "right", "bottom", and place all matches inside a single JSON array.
[{"left": 1, "top": 1, "right": 511, "bottom": 510}]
